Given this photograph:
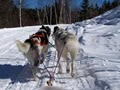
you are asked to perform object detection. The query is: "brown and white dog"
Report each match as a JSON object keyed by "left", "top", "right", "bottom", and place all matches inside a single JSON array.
[
  {"left": 15, "top": 25, "right": 51, "bottom": 81},
  {"left": 52, "top": 26, "right": 79, "bottom": 77}
]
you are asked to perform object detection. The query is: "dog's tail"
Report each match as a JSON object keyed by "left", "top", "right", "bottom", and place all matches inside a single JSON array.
[{"left": 15, "top": 40, "right": 30, "bottom": 54}]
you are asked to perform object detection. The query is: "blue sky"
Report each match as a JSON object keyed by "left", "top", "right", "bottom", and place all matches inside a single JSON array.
[
  {"left": 13, "top": 0, "right": 113, "bottom": 9},
  {"left": 13, "top": 0, "right": 54, "bottom": 9}
]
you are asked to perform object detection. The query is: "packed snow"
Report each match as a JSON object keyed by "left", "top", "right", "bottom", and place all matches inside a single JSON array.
[{"left": 0, "top": 6, "right": 120, "bottom": 90}]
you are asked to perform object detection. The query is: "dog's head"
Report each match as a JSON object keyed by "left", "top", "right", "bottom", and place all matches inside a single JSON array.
[
  {"left": 29, "top": 26, "right": 51, "bottom": 48},
  {"left": 53, "top": 26, "right": 59, "bottom": 34},
  {"left": 29, "top": 34, "right": 42, "bottom": 50},
  {"left": 40, "top": 25, "right": 51, "bottom": 37}
]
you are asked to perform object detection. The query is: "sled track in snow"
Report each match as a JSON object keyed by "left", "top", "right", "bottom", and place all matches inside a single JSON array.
[
  {"left": 0, "top": 27, "right": 102, "bottom": 90},
  {"left": 1, "top": 48, "right": 99, "bottom": 90}
]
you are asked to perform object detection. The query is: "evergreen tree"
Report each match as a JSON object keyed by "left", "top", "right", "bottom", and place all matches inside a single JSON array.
[
  {"left": 80, "top": 0, "right": 90, "bottom": 20},
  {"left": 102, "top": 0, "right": 107, "bottom": 12},
  {"left": 112, "top": 0, "right": 119, "bottom": 8},
  {"left": 89, "top": 3, "right": 99, "bottom": 18}
]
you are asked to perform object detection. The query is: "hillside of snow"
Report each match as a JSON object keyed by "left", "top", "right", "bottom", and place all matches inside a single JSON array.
[{"left": 0, "top": 6, "right": 120, "bottom": 90}]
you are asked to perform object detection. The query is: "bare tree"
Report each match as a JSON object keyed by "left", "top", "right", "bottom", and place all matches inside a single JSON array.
[
  {"left": 64, "top": 0, "right": 70, "bottom": 23},
  {"left": 54, "top": 0, "right": 58, "bottom": 24},
  {"left": 59, "top": 0, "right": 64, "bottom": 23},
  {"left": 45, "top": 6, "right": 49, "bottom": 24},
  {"left": 36, "top": 0, "right": 41, "bottom": 24},
  {"left": 68, "top": 0, "right": 73, "bottom": 23},
  {"left": 59, "top": 0, "right": 71, "bottom": 23},
  {"left": 43, "top": 6, "right": 49, "bottom": 24},
  {"left": 49, "top": 0, "right": 53, "bottom": 24},
  {"left": 69, "top": 6, "right": 71, "bottom": 23},
  {"left": 19, "top": 0, "right": 22, "bottom": 27},
  {"left": 63, "top": 0, "right": 66, "bottom": 23},
  {"left": 18, "top": 0, "right": 31, "bottom": 26}
]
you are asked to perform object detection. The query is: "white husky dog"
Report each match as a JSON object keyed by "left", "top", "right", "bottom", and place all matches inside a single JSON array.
[
  {"left": 52, "top": 26, "right": 79, "bottom": 77},
  {"left": 15, "top": 26, "right": 51, "bottom": 81}
]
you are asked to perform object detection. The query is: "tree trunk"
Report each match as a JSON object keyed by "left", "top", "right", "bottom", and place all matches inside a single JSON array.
[
  {"left": 59, "top": 0, "right": 64, "bottom": 23},
  {"left": 37, "top": 8, "right": 41, "bottom": 25},
  {"left": 49, "top": 0, "right": 53, "bottom": 24},
  {"left": 69, "top": 7, "right": 71, "bottom": 23},
  {"left": 36, "top": 0, "right": 41, "bottom": 25},
  {"left": 54, "top": 0, "right": 58, "bottom": 24},
  {"left": 50, "top": 6, "right": 52, "bottom": 24},
  {"left": 63, "top": 4, "right": 66, "bottom": 23},
  {"left": 45, "top": 6, "right": 49, "bottom": 24},
  {"left": 19, "top": 0, "right": 22, "bottom": 27},
  {"left": 43, "top": 6, "right": 48, "bottom": 24}
]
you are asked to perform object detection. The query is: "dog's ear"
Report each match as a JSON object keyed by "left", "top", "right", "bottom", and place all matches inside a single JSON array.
[
  {"left": 45, "top": 26, "right": 51, "bottom": 36},
  {"left": 40, "top": 25, "right": 51, "bottom": 37},
  {"left": 53, "top": 26, "right": 59, "bottom": 34},
  {"left": 40, "top": 25, "right": 45, "bottom": 29}
]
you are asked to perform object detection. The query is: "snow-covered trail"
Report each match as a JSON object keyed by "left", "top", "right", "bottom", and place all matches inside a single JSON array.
[
  {"left": 0, "top": 24, "right": 120, "bottom": 90},
  {"left": 0, "top": 25, "right": 98, "bottom": 90},
  {"left": 0, "top": 26, "right": 40, "bottom": 90},
  {"left": 79, "top": 23, "right": 120, "bottom": 90}
]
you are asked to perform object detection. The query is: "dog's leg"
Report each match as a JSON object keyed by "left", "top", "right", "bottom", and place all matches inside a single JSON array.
[
  {"left": 58, "top": 62, "right": 62, "bottom": 74},
  {"left": 71, "top": 61, "right": 75, "bottom": 78},
  {"left": 63, "top": 54, "right": 70, "bottom": 73},
  {"left": 66, "top": 57, "right": 70, "bottom": 73},
  {"left": 70, "top": 52, "right": 77, "bottom": 78},
  {"left": 57, "top": 51, "right": 62, "bottom": 74},
  {"left": 32, "top": 66, "right": 36, "bottom": 80},
  {"left": 32, "top": 66, "right": 39, "bottom": 81}
]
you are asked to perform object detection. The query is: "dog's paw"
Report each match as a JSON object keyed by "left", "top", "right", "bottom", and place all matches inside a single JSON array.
[
  {"left": 34, "top": 77, "right": 39, "bottom": 81},
  {"left": 66, "top": 68, "right": 70, "bottom": 73},
  {"left": 57, "top": 70, "right": 62, "bottom": 74},
  {"left": 71, "top": 73, "right": 75, "bottom": 78}
]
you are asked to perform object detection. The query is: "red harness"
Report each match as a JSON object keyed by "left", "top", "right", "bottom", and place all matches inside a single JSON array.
[{"left": 30, "top": 33, "right": 46, "bottom": 46}]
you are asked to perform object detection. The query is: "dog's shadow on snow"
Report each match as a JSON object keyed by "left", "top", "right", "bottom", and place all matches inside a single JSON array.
[{"left": 0, "top": 64, "right": 48, "bottom": 84}]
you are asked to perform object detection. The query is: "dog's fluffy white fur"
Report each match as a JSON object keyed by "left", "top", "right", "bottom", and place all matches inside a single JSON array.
[
  {"left": 15, "top": 40, "right": 30, "bottom": 54},
  {"left": 15, "top": 26, "right": 51, "bottom": 81},
  {"left": 53, "top": 26, "right": 79, "bottom": 77}
]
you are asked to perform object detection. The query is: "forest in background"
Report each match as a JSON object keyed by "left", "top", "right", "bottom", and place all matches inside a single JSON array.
[{"left": 0, "top": 0, "right": 120, "bottom": 28}]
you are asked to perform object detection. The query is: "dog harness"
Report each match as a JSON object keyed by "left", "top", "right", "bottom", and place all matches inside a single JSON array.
[{"left": 30, "top": 31, "right": 48, "bottom": 46}]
